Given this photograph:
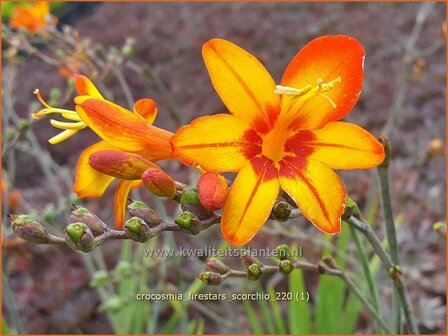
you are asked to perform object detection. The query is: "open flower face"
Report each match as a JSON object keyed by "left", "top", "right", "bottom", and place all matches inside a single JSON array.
[
  {"left": 34, "top": 75, "right": 174, "bottom": 228},
  {"left": 172, "top": 36, "right": 385, "bottom": 246}
]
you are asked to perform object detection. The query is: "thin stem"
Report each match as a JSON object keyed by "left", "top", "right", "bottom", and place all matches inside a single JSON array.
[{"left": 348, "top": 225, "right": 383, "bottom": 333}]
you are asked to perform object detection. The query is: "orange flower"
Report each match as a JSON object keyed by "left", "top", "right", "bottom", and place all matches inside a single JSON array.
[
  {"left": 10, "top": 2, "right": 57, "bottom": 34},
  {"left": 34, "top": 75, "right": 174, "bottom": 227},
  {"left": 172, "top": 36, "right": 385, "bottom": 246}
]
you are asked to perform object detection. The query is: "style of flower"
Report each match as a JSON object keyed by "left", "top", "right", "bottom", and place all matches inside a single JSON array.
[
  {"left": 34, "top": 75, "right": 174, "bottom": 227},
  {"left": 171, "top": 36, "right": 385, "bottom": 246},
  {"left": 9, "top": 1, "right": 57, "bottom": 34}
]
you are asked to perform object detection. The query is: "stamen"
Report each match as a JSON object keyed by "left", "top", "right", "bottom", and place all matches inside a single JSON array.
[
  {"left": 48, "top": 129, "right": 78, "bottom": 145},
  {"left": 50, "top": 120, "right": 87, "bottom": 130},
  {"left": 274, "top": 84, "right": 311, "bottom": 96},
  {"left": 317, "top": 94, "right": 337, "bottom": 108},
  {"left": 33, "top": 89, "right": 52, "bottom": 109}
]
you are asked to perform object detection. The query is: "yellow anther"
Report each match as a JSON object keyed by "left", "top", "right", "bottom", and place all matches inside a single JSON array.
[
  {"left": 48, "top": 129, "right": 78, "bottom": 145},
  {"left": 50, "top": 119, "right": 87, "bottom": 130}
]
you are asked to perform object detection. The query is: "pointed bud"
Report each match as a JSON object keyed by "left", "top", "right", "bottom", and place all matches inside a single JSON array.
[
  {"left": 141, "top": 168, "right": 176, "bottom": 198},
  {"left": 71, "top": 207, "right": 107, "bottom": 235},
  {"left": 65, "top": 222, "right": 95, "bottom": 252},
  {"left": 175, "top": 211, "right": 201, "bottom": 234},
  {"left": 205, "top": 257, "right": 230, "bottom": 274},
  {"left": 89, "top": 150, "right": 158, "bottom": 180},
  {"left": 197, "top": 271, "right": 223, "bottom": 285},
  {"left": 242, "top": 255, "right": 260, "bottom": 268},
  {"left": 197, "top": 172, "right": 229, "bottom": 211},
  {"left": 180, "top": 188, "right": 212, "bottom": 220},
  {"left": 124, "top": 217, "right": 152, "bottom": 242},
  {"left": 271, "top": 201, "right": 291, "bottom": 221},
  {"left": 275, "top": 244, "right": 291, "bottom": 260},
  {"left": 89, "top": 270, "right": 109, "bottom": 288},
  {"left": 247, "top": 263, "right": 262, "bottom": 280},
  {"left": 279, "top": 260, "right": 293, "bottom": 274},
  {"left": 128, "top": 201, "right": 161, "bottom": 227},
  {"left": 10, "top": 214, "right": 51, "bottom": 244}
]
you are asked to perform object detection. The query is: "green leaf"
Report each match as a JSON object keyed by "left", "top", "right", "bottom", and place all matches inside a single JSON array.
[
  {"left": 289, "top": 269, "right": 312, "bottom": 334},
  {"left": 257, "top": 284, "right": 277, "bottom": 334},
  {"left": 243, "top": 300, "right": 264, "bottom": 334},
  {"left": 267, "top": 286, "right": 287, "bottom": 334}
]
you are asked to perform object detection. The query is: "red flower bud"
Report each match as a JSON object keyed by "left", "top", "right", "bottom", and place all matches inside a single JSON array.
[
  {"left": 141, "top": 168, "right": 176, "bottom": 198},
  {"left": 197, "top": 172, "right": 229, "bottom": 211},
  {"left": 89, "top": 150, "right": 158, "bottom": 180}
]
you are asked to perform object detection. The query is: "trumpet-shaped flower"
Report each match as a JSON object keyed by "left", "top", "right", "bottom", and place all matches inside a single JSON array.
[
  {"left": 35, "top": 75, "right": 174, "bottom": 227},
  {"left": 10, "top": 1, "right": 57, "bottom": 34},
  {"left": 172, "top": 36, "right": 385, "bottom": 246}
]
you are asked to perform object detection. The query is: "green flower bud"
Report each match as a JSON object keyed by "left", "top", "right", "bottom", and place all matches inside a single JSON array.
[
  {"left": 128, "top": 201, "right": 161, "bottom": 227},
  {"left": 275, "top": 244, "right": 291, "bottom": 260},
  {"left": 180, "top": 188, "right": 201, "bottom": 205},
  {"left": 10, "top": 214, "right": 51, "bottom": 244},
  {"left": 197, "top": 271, "right": 222, "bottom": 286},
  {"left": 175, "top": 211, "right": 194, "bottom": 230},
  {"left": 18, "top": 119, "right": 31, "bottom": 131},
  {"left": 271, "top": 201, "right": 291, "bottom": 221},
  {"left": 180, "top": 188, "right": 213, "bottom": 220},
  {"left": 43, "top": 204, "right": 56, "bottom": 223},
  {"left": 71, "top": 207, "right": 107, "bottom": 236},
  {"left": 124, "top": 217, "right": 152, "bottom": 242},
  {"left": 64, "top": 222, "right": 95, "bottom": 252},
  {"left": 49, "top": 88, "right": 61, "bottom": 101},
  {"left": 89, "top": 270, "right": 109, "bottom": 288},
  {"left": 4, "top": 127, "right": 16, "bottom": 141},
  {"left": 242, "top": 255, "right": 260, "bottom": 268},
  {"left": 342, "top": 196, "right": 361, "bottom": 219},
  {"left": 279, "top": 260, "right": 293, "bottom": 274},
  {"left": 115, "top": 261, "right": 132, "bottom": 277},
  {"left": 433, "top": 222, "right": 445, "bottom": 232},
  {"left": 99, "top": 295, "right": 124, "bottom": 313},
  {"left": 247, "top": 263, "right": 262, "bottom": 280},
  {"left": 205, "top": 257, "right": 230, "bottom": 274}
]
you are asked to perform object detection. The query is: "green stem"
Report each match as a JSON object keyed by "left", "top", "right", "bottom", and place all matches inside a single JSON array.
[
  {"left": 348, "top": 225, "right": 383, "bottom": 333},
  {"left": 346, "top": 216, "right": 419, "bottom": 334},
  {"left": 377, "top": 139, "right": 403, "bottom": 333}
]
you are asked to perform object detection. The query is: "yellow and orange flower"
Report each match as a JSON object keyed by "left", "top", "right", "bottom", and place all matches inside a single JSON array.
[
  {"left": 10, "top": 1, "right": 57, "bottom": 34},
  {"left": 171, "top": 36, "right": 385, "bottom": 246},
  {"left": 34, "top": 75, "right": 174, "bottom": 228}
]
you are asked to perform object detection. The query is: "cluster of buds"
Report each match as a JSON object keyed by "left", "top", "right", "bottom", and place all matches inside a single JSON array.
[{"left": 197, "top": 244, "right": 301, "bottom": 286}]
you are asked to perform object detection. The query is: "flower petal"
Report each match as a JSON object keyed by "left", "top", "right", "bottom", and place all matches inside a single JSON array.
[
  {"left": 74, "top": 141, "right": 117, "bottom": 198},
  {"left": 221, "top": 156, "right": 279, "bottom": 246},
  {"left": 282, "top": 35, "right": 365, "bottom": 130},
  {"left": 279, "top": 156, "right": 346, "bottom": 234},
  {"left": 285, "top": 122, "right": 385, "bottom": 169},
  {"left": 74, "top": 75, "right": 104, "bottom": 99},
  {"left": 171, "top": 114, "right": 262, "bottom": 172},
  {"left": 134, "top": 98, "right": 157, "bottom": 124},
  {"left": 114, "top": 179, "right": 142, "bottom": 229},
  {"left": 75, "top": 96, "right": 173, "bottom": 160},
  {"left": 202, "top": 38, "right": 280, "bottom": 134}
]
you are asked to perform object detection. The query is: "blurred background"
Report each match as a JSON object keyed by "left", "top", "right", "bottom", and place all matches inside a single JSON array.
[{"left": 2, "top": 1, "right": 446, "bottom": 334}]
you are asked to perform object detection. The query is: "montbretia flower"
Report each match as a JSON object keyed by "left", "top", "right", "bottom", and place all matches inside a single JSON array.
[
  {"left": 35, "top": 75, "right": 174, "bottom": 228},
  {"left": 10, "top": 1, "right": 57, "bottom": 34},
  {"left": 172, "top": 36, "right": 385, "bottom": 246}
]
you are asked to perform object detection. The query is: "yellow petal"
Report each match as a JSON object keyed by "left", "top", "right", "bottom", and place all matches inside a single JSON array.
[
  {"left": 74, "top": 75, "right": 104, "bottom": 99},
  {"left": 221, "top": 156, "right": 279, "bottom": 246},
  {"left": 74, "top": 141, "right": 117, "bottom": 198},
  {"left": 279, "top": 156, "right": 346, "bottom": 234},
  {"left": 114, "top": 179, "right": 142, "bottom": 229},
  {"left": 171, "top": 114, "right": 262, "bottom": 172},
  {"left": 75, "top": 97, "right": 173, "bottom": 160},
  {"left": 285, "top": 122, "right": 385, "bottom": 169},
  {"left": 134, "top": 98, "right": 157, "bottom": 124},
  {"left": 203, "top": 38, "right": 280, "bottom": 134}
]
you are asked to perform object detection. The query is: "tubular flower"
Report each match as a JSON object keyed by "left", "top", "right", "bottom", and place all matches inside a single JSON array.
[
  {"left": 172, "top": 36, "right": 385, "bottom": 246},
  {"left": 9, "top": 1, "right": 57, "bottom": 34},
  {"left": 35, "top": 75, "right": 174, "bottom": 228}
]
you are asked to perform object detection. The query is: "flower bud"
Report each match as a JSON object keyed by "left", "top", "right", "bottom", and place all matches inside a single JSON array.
[
  {"left": 89, "top": 150, "right": 158, "bottom": 180},
  {"left": 175, "top": 211, "right": 201, "bottom": 234},
  {"left": 10, "top": 214, "right": 51, "bottom": 244},
  {"left": 205, "top": 257, "right": 230, "bottom": 274},
  {"left": 89, "top": 270, "right": 109, "bottom": 288},
  {"left": 71, "top": 207, "right": 107, "bottom": 236},
  {"left": 65, "top": 222, "right": 95, "bottom": 252},
  {"left": 197, "top": 172, "right": 229, "bottom": 211},
  {"left": 242, "top": 255, "right": 260, "bottom": 268},
  {"left": 180, "top": 188, "right": 212, "bottom": 220},
  {"left": 271, "top": 201, "right": 291, "bottom": 221},
  {"left": 197, "top": 271, "right": 223, "bottom": 286},
  {"left": 279, "top": 260, "right": 293, "bottom": 274},
  {"left": 128, "top": 201, "right": 161, "bottom": 227},
  {"left": 115, "top": 261, "right": 132, "bottom": 277},
  {"left": 141, "top": 168, "right": 176, "bottom": 198},
  {"left": 275, "top": 244, "right": 291, "bottom": 260},
  {"left": 124, "top": 217, "right": 152, "bottom": 242},
  {"left": 342, "top": 196, "right": 361, "bottom": 220},
  {"left": 99, "top": 296, "right": 124, "bottom": 313},
  {"left": 247, "top": 263, "right": 262, "bottom": 280}
]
